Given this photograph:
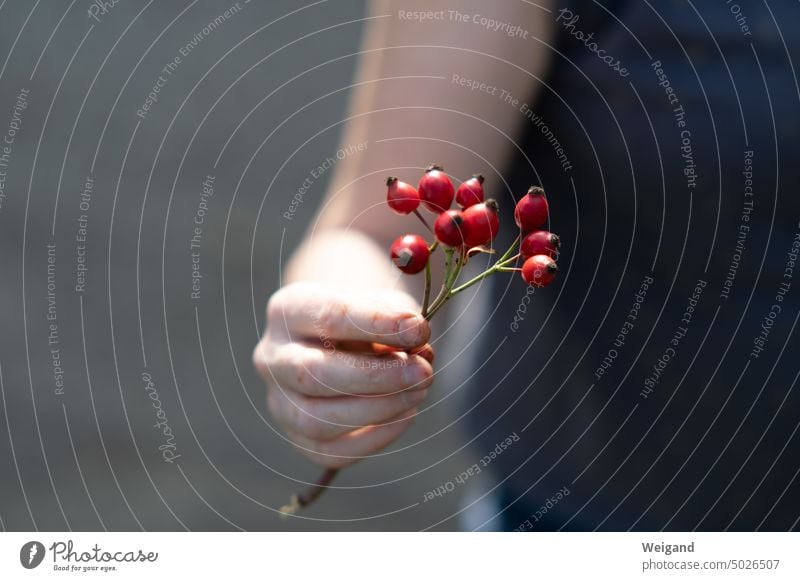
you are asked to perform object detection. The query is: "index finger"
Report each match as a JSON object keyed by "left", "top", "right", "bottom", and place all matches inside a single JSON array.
[{"left": 268, "top": 284, "right": 430, "bottom": 349}]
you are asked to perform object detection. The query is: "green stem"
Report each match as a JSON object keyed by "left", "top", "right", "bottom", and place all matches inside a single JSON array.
[
  {"left": 414, "top": 209, "right": 432, "bottom": 233},
  {"left": 452, "top": 247, "right": 467, "bottom": 286},
  {"left": 425, "top": 247, "right": 454, "bottom": 320},
  {"left": 448, "top": 251, "right": 520, "bottom": 297},
  {"left": 425, "top": 237, "right": 522, "bottom": 320},
  {"left": 449, "top": 266, "right": 496, "bottom": 297},
  {"left": 421, "top": 253, "right": 433, "bottom": 317},
  {"left": 496, "top": 252, "right": 521, "bottom": 268},
  {"left": 426, "top": 247, "right": 466, "bottom": 320},
  {"left": 498, "top": 233, "right": 521, "bottom": 263}
]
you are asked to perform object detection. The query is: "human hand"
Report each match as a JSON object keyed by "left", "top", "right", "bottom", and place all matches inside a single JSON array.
[{"left": 253, "top": 282, "right": 434, "bottom": 469}]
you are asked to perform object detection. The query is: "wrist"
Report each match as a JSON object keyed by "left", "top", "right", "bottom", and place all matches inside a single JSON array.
[{"left": 285, "top": 228, "right": 413, "bottom": 296}]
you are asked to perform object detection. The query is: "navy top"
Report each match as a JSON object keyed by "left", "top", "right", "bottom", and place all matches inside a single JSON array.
[{"left": 467, "top": 0, "right": 800, "bottom": 530}]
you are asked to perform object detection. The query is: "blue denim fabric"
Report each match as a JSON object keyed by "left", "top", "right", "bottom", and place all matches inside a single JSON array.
[{"left": 467, "top": 1, "right": 800, "bottom": 531}]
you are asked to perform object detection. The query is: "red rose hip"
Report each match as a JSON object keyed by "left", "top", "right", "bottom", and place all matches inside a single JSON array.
[
  {"left": 514, "top": 186, "right": 549, "bottom": 231},
  {"left": 390, "top": 234, "right": 430, "bottom": 274},
  {"left": 455, "top": 174, "right": 485, "bottom": 208},
  {"left": 462, "top": 199, "right": 499, "bottom": 247},
  {"left": 386, "top": 177, "right": 420, "bottom": 214},
  {"left": 434, "top": 209, "right": 468, "bottom": 247},
  {"left": 521, "top": 254, "right": 558, "bottom": 287},
  {"left": 418, "top": 164, "right": 455, "bottom": 213},
  {"left": 521, "top": 230, "right": 560, "bottom": 259}
]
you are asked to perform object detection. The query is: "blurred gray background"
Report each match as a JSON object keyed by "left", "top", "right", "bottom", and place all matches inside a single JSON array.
[{"left": 0, "top": 0, "right": 478, "bottom": 531}]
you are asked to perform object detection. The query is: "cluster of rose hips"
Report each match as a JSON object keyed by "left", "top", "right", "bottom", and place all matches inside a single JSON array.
[
  {"left": 387, "top": 165, "right": 560, "bottom": 319},
  {"left": 280, "top": 165, "right": 561, "bottom": 517}
]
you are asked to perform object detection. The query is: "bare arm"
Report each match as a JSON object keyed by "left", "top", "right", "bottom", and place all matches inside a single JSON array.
[
  {"left": 257, "top": 1, "right": 555, "bottom": 470},
  {"left": 288, "top": 0, "right": 555, "bottom": 288}
]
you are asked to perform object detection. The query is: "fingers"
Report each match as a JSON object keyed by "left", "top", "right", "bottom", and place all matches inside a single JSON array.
[
  {"left": 410, "top": 343, "right": 435, "bottom": 364},
  {"left": 337, "top": 341, "right": 435, "bottom": 363},
  {"left": 255, "top": 284, "right": 436, "bottom": 468},
  {"left": 267, "top": 283, "right": 430, "bottom": 349},
  {"left": 286, "top": 408, "right": 417, "bottom": 469},
  {"left": 267, "top": 383, "right": 428, "bottom": 441},
  {"left": 255, "top": 340, "right": 434, "bottom": 397}
]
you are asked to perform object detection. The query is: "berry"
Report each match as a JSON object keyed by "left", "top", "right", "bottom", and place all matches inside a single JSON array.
[
  {"left": 514, "top": 186, "right": 549, "bottom": 231},
  {"left": 434, "top": 209, "right": 468, "bottom": 247},
  {"left": 386, "top": 177, "right": 420, "bottom": 214},
  {"left": 390, "top": 234, "right": 430, "bottom": 274},
  {"left": 462, "top": 199, "right": 499, "bottom": 247},
  {"left": 455, "top": 174, "right": 485, "bottom": 208},
  {"left": 418, "top": 164, "right": 455, "bottom": 213},
  {"left": 521, "top": 254, "right": 558, "bottom": 287},
  {"left": 521, "top": 230, "right": 560, "bottom": 259}
]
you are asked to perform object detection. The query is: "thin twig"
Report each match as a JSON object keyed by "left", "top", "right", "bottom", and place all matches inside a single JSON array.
[
  {"left": 426, "top": 247, "right": 467, "bottom": 319},
  {"left": 280, "top": 468, "right": 339, "bottom": 517},
  {"left": 413, "top": 209, "right": 432, "bottom": 233},
  {"left": 425, "top": 246, "right": 454, "bottom": 319},
  {"left": 498, "top": 233, "right": 522, "bottom": 263},
  {"left": 421, "top": 255, "right": 433, "bottom": 317}
]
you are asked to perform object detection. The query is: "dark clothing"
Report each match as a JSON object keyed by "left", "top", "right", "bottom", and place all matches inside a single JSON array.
[{"left": 469, "top": 0, "right": 800, "bottom": 530}]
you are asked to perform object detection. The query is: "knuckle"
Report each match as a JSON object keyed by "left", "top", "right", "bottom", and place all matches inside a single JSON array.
[
  {"left": 267, "top": 358, "right": 291, "bottom": 390},
  {"left": 294, "top": 356, "right": 324, "bottom": 396},
  {"left": 252, "top": 342, "right": 265, "bottom": 373},
  {"left": 252, "top": 340, "right": 279, "bottom": 383},
  {"left": 316, "top": 299, "right": 347, "bottom": 335},
  {"left": 266, "top": 289, "right": 286, "bottom": 322},
  {"left": 271, "top": 343, "right": 319, "bottom": 395}
]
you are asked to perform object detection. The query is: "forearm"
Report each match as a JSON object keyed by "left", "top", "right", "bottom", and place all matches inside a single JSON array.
[
  {"left": 320, "top": 0, "right": 554, "bottom": 233},
  {"left": 288, "top": 0, "right": 554, "bottom": 292}
]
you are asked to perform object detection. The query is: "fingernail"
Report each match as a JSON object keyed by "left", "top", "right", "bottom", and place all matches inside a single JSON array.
[
  {"left": 397, "top": 315, "right": 424, "bottom": 345},
  {"left": 403, "top": 362, "right": 431, "bottom": 388}
]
